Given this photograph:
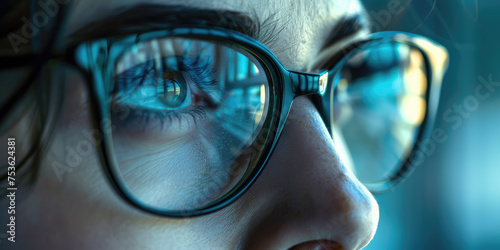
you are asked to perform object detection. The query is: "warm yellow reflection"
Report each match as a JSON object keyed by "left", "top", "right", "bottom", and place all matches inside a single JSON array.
[
  {"left": 253, "top": 64, "right": 260, "bottom": 74},
  {"left": 398, "top": 95, "right": 427, "bottom": 125},
  {"left": 254, "top": 84, "right": 266, "bottom": 125},
  {"left": 403, "top": 49, "right": 428, "bottom": 95},
  {"left": 260, "top": 84, "right": 266, "bottom": 104},
  {"left": 413, "top": 36, "right": 449, "bottom": 74},
  {"left": 337, "top": 78, "right": 348, "bottom": 92},
  {"left": 404, "top": 67, "right": 427, "bottom": 95},
  {"left": 410, "top": 49, "right": 423, "bottom": 67}
]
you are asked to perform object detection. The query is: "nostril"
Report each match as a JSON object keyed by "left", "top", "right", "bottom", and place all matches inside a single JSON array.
[{"left": 289, "top": 240, "right": 343, "bottom": 250}]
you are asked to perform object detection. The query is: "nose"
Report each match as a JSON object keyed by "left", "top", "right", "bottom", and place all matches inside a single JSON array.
[{"left": 242, "top": 96, "right": 379, "bottom": 250}]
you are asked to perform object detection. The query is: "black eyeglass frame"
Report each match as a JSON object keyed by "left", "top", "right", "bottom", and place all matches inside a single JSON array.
[{"left": 0, "top": 26, "right": 448, "bottom": 218}]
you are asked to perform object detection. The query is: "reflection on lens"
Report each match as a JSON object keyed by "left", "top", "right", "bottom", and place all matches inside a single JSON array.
[
  {"left": 156, "top": 71, "right": 188, "bottom": 108},
  {"left": 331, "top": 41, "right": 428, "bottom": 184},
  {"left": 109, "top": 37, "right": 270, "bottom": 211}
]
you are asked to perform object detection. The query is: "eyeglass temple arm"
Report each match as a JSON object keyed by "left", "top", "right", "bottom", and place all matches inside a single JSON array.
[{"left": 0, "top": 53, "right": 66, "bottom": 69}]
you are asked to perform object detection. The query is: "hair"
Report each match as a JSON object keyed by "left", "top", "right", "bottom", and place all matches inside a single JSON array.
[{"left": 0, "top": 0, "right": 66, "bottom": 197}]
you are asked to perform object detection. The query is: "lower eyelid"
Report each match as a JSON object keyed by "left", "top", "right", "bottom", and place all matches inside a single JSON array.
[{"left": 111, "top": 105, "right": 209, "bottom": 137}]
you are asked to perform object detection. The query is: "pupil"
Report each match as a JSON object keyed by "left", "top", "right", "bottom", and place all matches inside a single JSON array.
[{"left": 157, "top": 72, "right": 187, "bottom": 108}]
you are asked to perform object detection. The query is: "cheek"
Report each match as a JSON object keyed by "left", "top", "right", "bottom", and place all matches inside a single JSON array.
[
  {"left": 21, "top": 99, "right": 192, "bottom": 248},
  {"left": 24, "top": 134, "right": 234, "bottom": 249},
  {"left": 27, "top": 69, "right": 135, "bottom": 219},
  {"left": 58, "top": 68, "right": 92, "bottom": 128},
  {"left": 112, "top": 122, "right": 248, "bottom": 210}
]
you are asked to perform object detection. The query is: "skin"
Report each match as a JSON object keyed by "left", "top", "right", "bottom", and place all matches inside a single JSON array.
[{"left": 13, "top": 0, "right": 379, "bottom": 249}]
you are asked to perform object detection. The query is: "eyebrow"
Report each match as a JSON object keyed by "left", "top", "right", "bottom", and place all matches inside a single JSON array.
[
  {"left": 69, "top": 4, "right": 368, "bottom": 52},
  {"left": 319, "top": 14, "right": 369, "bottom": 51},
  {"left": 68, "top": 4, "right": 261, "bottom": 44}
]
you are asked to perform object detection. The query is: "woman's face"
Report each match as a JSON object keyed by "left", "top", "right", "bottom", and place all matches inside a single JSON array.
[{"left": 18, "top": 0, "right": 379, "bottom": 249}]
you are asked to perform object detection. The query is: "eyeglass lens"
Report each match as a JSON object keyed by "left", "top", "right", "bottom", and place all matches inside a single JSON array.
[
  {"left": 109, "top": 37, "right": 271, "bottom": 211},
  {"left": 330, "top": 41, "right": 428, "bottom": 184}
]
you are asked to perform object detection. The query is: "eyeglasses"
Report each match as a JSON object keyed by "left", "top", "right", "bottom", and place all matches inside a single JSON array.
[{"left": 1, "top": 26, "right": 448, "bottom": 217}]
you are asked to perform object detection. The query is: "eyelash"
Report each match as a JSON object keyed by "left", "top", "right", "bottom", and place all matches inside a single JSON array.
[
  {"left": 112, "top": 55, "right": 217, "bottom": 95},
  {"left": 111, "top": 55, "right": 218, "bottom": 131}
]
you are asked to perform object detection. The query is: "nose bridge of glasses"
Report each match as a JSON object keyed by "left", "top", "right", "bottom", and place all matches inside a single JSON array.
[{"left": 289, "top": 71, "right": 329, "bottom": 97}]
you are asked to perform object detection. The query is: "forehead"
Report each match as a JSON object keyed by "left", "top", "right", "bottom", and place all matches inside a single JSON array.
[{"left": 65, "top": 0, "right": 364, "bottom": 70}]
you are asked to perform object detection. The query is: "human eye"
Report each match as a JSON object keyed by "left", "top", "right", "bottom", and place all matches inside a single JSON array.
[
  {"left": 104, "top": 36, "right": 271, "bottom": 210},
  {"left": 110, "top": 38, "right": 221, "bottom": 137}
]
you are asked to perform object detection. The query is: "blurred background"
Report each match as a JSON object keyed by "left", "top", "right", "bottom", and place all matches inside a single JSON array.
[{"left": 360, "top": 0, "right": 500, "bottom": 249}]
